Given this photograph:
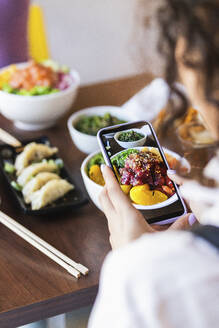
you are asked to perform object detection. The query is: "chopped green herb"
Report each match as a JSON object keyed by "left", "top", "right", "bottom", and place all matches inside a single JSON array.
[
  {"left": 111, "top": 149, "right": 139, "bottom": 169},
  {"left": 48, "top": 159, "right": 55, "bottom": 165},
  {"left": 2, "top": 84, "right": 60, "bottom": 96},
  {"left": 4, "top": 162, "right": 15, "bottom": 174},
  {"left": 41, "top": 59, "right": 60, "bottom": 72},
  {"left": 75, "top": 113, "right": 126, "bottom": 136},
  {"left": 87, "top": 153, "right": 105, "bottom": 172},
  {"left": 118, "top": 130, "right": 144, "bottom": 142},
  {"left": 49, "top": 88, "right": 59, "bottom": 94},
  {"left": 17, "top": 89, "right": 32, "bottom": 96},
  {"left": 55, "top": 158, "right": 64, "bottom": 168},
  {"left": 2, "top": 83, "right": 15, "bottom": 94},
  {"left": 11, "top": 181, "right": 22, "bottom": 191},
  {"left": 61, "top": 65, "right": 70, "bottom": 73}
]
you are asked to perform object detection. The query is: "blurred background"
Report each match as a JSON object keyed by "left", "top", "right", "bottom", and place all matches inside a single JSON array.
[
  {"left": 40, "top": 0, "right": 164, "bottom": 84},
  {"left": 0, "top": 0, "right": 164, "bottom": 85}
]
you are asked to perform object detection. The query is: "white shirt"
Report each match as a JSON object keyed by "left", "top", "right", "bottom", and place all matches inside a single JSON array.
[{"left": 88, "top": 231, "right": 219, "bottom": 328}]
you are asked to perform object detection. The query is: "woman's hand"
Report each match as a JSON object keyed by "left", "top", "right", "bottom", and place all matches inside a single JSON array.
[
  {"left": 99, "top": 165, "right": 153, "bottom": 249},
  {"left": 100, "top": 166, "right": 195, "bottom": 250}
]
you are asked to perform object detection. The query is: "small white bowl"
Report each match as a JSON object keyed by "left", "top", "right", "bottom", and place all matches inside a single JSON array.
[
  {"left": 0, "top": 63, "right": 80, "bottom": 131},
  {"left": 114, "top": 128, "right": 146, "bottom": 149},
  {"left": 81, "top": 148, "right": 190, "bottom": 211},
  {"left": 81, "top": 150, "right": 103, "bottom": 210},
  {"left": 68, "top": 106, "right": 135, "bottom": 154}
]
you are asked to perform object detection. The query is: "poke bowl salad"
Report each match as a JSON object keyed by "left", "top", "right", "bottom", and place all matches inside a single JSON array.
[
  {"left": 0, "top": 60, "right": 80, "bottom": 130},
  {"left": 0, "top": 59, "right": 74, "bottom": 96},
  {"left": 81, "top": 147, "right": 190, "bottom": 210}
]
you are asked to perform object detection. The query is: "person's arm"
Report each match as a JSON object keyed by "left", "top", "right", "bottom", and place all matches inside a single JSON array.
[
  {"left": 89, "top": 230, "right": 219, "bottom": 328},
  {"left": 88, "top": 251, "right": 143, "bottom": 328}
]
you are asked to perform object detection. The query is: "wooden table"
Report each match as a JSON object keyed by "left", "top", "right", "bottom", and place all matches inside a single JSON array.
[{"left": 0, "top": 73, "right": 154, "bottom": 328}]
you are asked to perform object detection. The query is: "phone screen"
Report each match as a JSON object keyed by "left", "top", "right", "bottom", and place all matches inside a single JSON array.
[{"left": 98, "top": 121, "right": 186, "bottom": 224}]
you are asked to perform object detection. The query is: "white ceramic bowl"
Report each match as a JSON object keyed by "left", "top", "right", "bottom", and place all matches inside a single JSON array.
[
  {"left": 81, "top": 148, "right": 190, "bottom": 211},
  {"left": 81, "top": 150, "right": 103, "bottom": 210},
  {"left": 114, "top": 128, "right": 146, "bottom": 149},
  {"left": 0, "top": 63, "right": 80, "bottom": 130},
  {"left": 68, "top": 106, "right": 136, "bottom": 154}
]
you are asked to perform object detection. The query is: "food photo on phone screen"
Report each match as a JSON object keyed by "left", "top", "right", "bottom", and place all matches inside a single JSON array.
[{"left": 98, "top": 121, "right": 189, "bottom": 224}]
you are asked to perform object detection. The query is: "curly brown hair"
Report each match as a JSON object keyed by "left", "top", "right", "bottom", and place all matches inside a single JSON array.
[{"left": 158, "top": 0, "right": 219, "bottom": 117}]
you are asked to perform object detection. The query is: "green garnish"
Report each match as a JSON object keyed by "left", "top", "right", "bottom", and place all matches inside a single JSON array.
[
  {"left": 75, "top": 113, "right": 126, "bottom": 136},
  {"left": 41, "top": 59, "right": 60, "bottom": 72},
  {"left": 49, "top": 88, "right": 59, "bottom": 94},
  {"left": 87, "top": 153, "right": 105, "bottom": 172},
  {"left": 2, "top": 84, "right": 60, "bottom": 96},
  {"left": 11, "top": 181, "right": 22, "bottom": 191},
  {"left": 2, "top": 83, "right": 15, "bottom": 94},
  {"left": 61, "top": 65, "right": 70, "bottom": 73},
  {"left": 118, "top": 130, "right": 144, "bottom": 142},
  {"left": 55, "top": 158, "right": 64, "bottom": 168},
  {"left": 17, "top": 89, "right": 33, "bottom": 96},
  {"left": 4, "top": 162, "right": 15, "bottom": 174},
  {"left": 48, "top": 159, "right": 55, "bottom": 165},
  {"left": 31, "top": 86, "right": 51, "bottom": 95},
  {"left": 111, "top": 149, "right": 139, "bottom": 169}
]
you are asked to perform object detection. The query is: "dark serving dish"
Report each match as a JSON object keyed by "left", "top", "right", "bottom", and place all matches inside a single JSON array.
[{"left": 0, "top": 136, "right": 88, "bottom": 215}]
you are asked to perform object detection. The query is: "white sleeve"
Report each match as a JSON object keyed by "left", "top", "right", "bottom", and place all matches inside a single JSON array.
[
  {"left": 88, "top": 231, "right": 219, "bottom": 328},
  {"left": 88, "top": 250, "right": 147, "bottom": 328}
]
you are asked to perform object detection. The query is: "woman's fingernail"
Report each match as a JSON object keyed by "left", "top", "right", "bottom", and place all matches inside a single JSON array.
[
  {"left": 188, "top": 213, "right": 197, "bottom": 226},
  {"left": 167, "top": 169, "right": 176, "bottom": 175},
  {"left": 100, "top": 164, "right": 106, "bottom": 174}
]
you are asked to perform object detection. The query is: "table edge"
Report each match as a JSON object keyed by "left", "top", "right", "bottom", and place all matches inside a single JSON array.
[{"left": 0, "top": 285, "right": 98, "bottom": 328}]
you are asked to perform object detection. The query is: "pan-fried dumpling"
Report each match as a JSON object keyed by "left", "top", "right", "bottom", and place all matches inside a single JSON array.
[
  {"left": 22, "top": 172, "right": 60, "bottom": 204},
  {"left": 17, "top": 161, "right": 58, "bottom": 187},
  {"left": 30, "top": 179, "right": 74, "bottom": 210},
  {"left": 15, "top": 142, "right": 58, "bottom": 175}
]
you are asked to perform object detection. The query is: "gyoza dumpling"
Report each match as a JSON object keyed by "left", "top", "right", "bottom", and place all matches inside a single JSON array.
[
  {"left": 17, "top": 161, "right": 58, "bottom": 187},
  {"left": 30, "top": 179, "right": 74, "bottom": 210},
  {"left": 22, "top": 172, "right": 60, "bottom": 204},
  {"left": 15, "top": 142, "right": 58, "bottom": 175}
]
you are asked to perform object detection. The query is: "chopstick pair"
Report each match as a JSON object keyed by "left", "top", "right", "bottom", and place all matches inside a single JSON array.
[{"left": 0, "top": 210, "right": 89, "bottom": 279}]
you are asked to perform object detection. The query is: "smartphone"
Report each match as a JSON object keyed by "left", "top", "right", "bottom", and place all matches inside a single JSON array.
[{"left": 97, "top": 121, "right": 186, "bottom": 224}]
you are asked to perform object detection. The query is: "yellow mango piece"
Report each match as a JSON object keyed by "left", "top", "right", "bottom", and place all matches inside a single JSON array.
[
  {"left": 130, "top": 185, "right": 167, "bottom": 205},
  {"left": 152, "top": 190, "right": 168, "bottom": 203},
  {"left": 149, "top": 148, "right": 162, "bottom": 160},
  {"left": 141, "top": 147, "right": 149, "bottom": 152},
  {"left": 120, "top": 184, "right": 132, "bottom": 194},
  {"left": 89, "top": 165, "right": 105, "bottom": 186},
  {"left": 0, "top": 65, "right": 17, "bottom": 88}
]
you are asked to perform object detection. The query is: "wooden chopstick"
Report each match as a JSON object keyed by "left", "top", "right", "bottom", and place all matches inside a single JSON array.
[
  {"left": 0, "top": 130, "right": 89, "bottom": 276},
  {"left": 0, "top": 128, "right": 22, "bottom": 147},
  {"left": 0, "top": 210, "right": 89, "bottom": 277}
]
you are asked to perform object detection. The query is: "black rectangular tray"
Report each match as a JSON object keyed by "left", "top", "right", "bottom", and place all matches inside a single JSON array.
[{"left": 0, "top": 136, "right": 88, "bottom": 215}]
